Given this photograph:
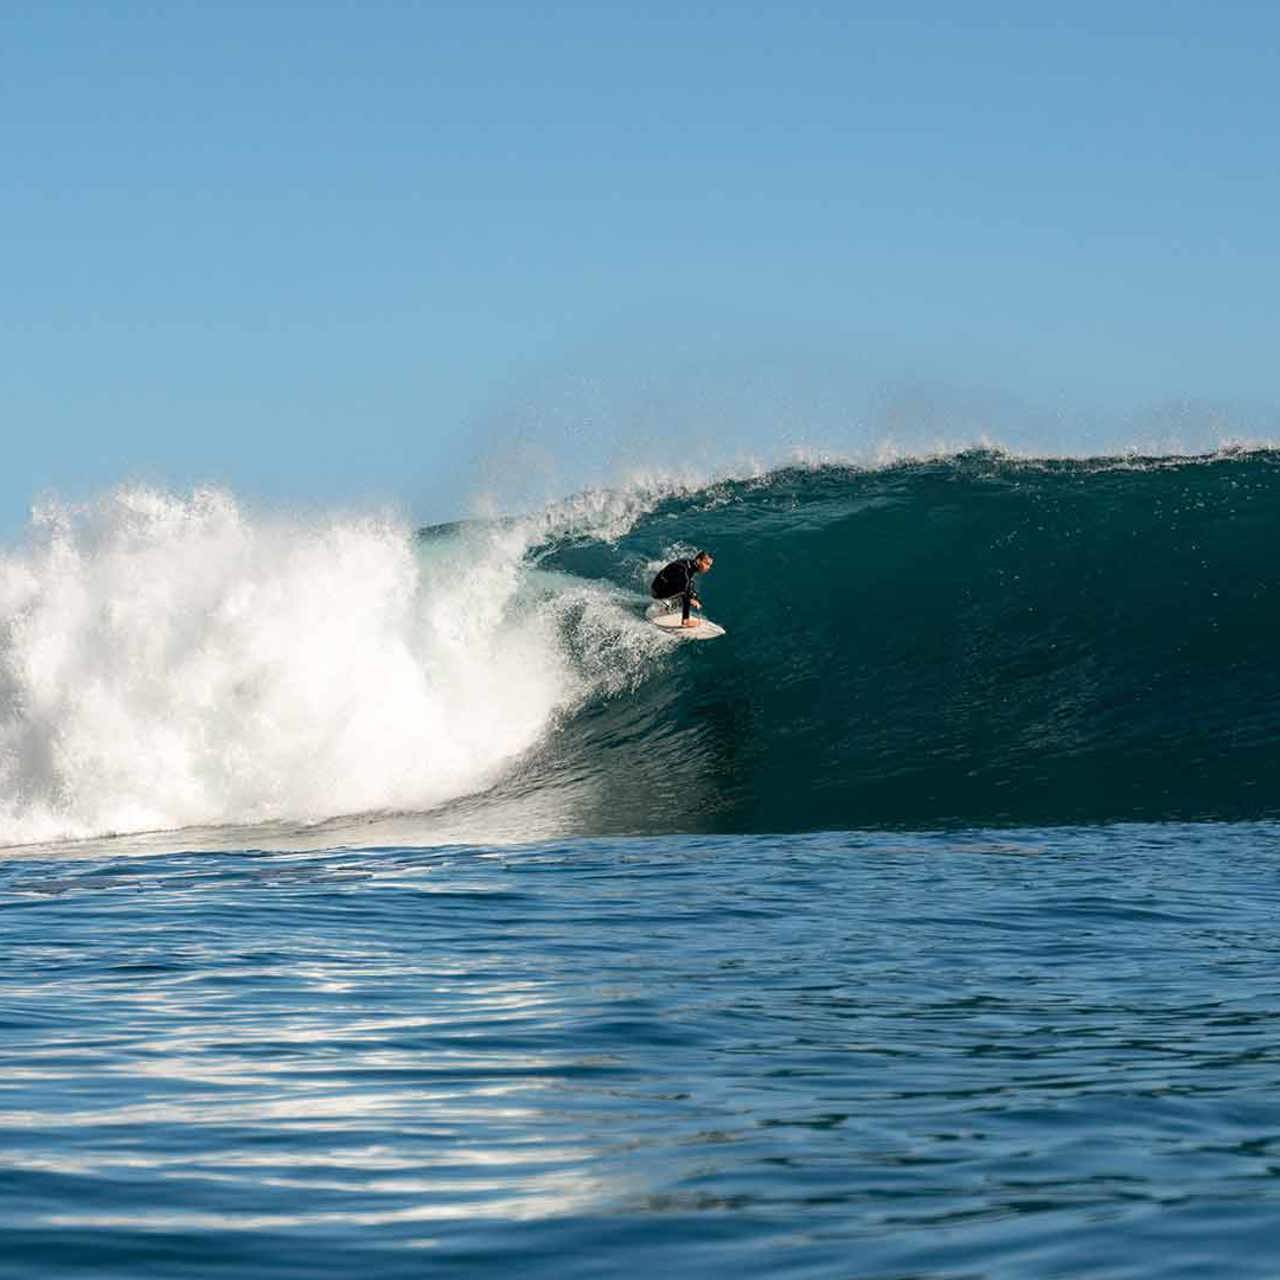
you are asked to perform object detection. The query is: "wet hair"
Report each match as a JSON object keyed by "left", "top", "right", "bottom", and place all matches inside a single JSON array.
[{"left": 695, "top": 549, "right": 713, "bottom": 564}]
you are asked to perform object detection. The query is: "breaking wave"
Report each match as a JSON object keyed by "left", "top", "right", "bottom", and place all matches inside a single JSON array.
[{"left": 5, "top": 448, "right": 1280, "bottom": 846}]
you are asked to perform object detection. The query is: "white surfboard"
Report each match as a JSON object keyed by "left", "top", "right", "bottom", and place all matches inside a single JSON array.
[{"left": 650, "top": 612, "right": 726, "bottom": 640}]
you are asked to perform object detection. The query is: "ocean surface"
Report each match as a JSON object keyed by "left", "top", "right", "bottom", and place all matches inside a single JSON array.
[{"left": 3, "top": 452, "right": 1280, "bottom": 1276}]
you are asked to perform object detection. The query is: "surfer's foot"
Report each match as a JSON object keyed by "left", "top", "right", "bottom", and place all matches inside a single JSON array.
[{"left": 682, "top": 618, "right": 699, "bottom": 628}]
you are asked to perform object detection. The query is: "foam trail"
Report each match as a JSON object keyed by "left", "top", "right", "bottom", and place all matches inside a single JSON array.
[{"left": 0, "top": 486, "right": 664, "bottom": 846}]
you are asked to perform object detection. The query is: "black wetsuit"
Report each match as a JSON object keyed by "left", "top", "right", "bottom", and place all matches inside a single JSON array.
[{"left": 650, "top": 558, "right": 702, "bottom": 621}]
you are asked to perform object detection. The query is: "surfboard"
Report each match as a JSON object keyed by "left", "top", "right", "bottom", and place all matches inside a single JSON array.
[{"left": 650, "top": 612, "right": 726, "bottom": 640}]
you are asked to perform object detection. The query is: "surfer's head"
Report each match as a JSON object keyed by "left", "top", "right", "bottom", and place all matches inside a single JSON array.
[{"left": 695, "top": 551, "right": 713, "bottom": 572}]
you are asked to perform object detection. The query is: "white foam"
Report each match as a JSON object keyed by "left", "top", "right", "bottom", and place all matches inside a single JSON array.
[{"left": 0, "top": 485, "right": 667, "bottom": 846}]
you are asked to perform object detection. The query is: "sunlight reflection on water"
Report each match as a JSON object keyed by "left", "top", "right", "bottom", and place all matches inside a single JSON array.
[{"left": 2, "top": 825, "right": 1279, "bottom": 1277}]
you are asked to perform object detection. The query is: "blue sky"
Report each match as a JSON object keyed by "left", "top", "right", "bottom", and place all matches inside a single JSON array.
[{"left": 5, "top": 1, "right": 1278, "bottom": 533}]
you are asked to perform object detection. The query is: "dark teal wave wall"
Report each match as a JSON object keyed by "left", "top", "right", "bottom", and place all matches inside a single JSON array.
[{"left": 532, "top": 452, "right": 1280, "bottom": 831}]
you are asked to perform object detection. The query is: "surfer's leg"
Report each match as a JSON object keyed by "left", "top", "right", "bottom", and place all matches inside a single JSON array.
[{"left": 681, "top": 590, "right": 692, "bottom": 622}]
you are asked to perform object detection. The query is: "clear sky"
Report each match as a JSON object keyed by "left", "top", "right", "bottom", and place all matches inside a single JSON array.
[{"left": 5, "top": 1, "right": 1279, "bottom": 533}]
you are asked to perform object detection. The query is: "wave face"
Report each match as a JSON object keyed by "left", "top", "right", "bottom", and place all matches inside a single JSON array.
[
  {"left": 528, "top": 450, "right": 1280, "bottom": 832},
  {"left": 4, "top": 451, "right": 1280, "bottom": 847}
]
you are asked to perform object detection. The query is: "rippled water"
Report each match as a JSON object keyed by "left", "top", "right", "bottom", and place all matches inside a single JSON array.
[{"left": 3, "top": 824, "right": 1279, "bottom": 1278}]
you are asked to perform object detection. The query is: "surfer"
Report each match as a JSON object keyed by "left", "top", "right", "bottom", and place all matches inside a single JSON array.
[{"left": 650, "top": 551, "right": 714, "bottom": 627}]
